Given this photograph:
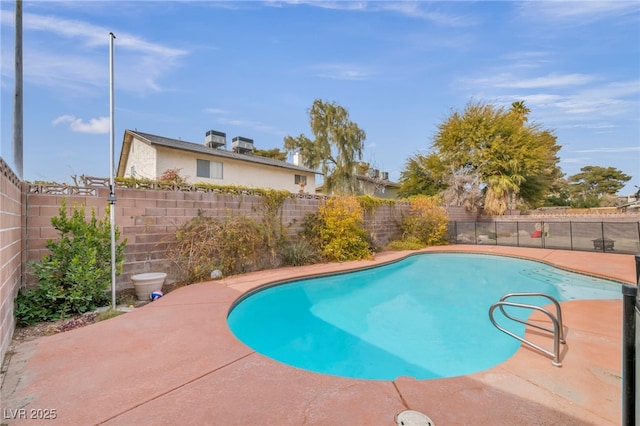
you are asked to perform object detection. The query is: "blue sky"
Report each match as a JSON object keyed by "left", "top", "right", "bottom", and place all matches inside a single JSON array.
[{"left": 1, "top": 1, "right": 639, "bottom": 194}]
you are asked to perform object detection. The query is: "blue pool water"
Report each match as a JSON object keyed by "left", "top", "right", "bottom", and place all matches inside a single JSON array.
[{"left": 227, "top": 253, "right": 622, "bottom": 381}]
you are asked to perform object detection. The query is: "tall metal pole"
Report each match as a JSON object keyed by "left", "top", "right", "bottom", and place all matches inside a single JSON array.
[
  {"left": 108, "top": 33, "right": 117, "bottom": 309},
  {"left": 13, "top": 0, "right": 23, "bottom": 178}
]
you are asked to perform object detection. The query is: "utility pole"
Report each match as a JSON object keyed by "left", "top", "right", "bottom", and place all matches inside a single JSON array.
[
  {"left": 109, "top": 32, "right": 117, "bottom": 309},
  {"left": 13, "top": 0, "right": 23, "bottom": 178}
]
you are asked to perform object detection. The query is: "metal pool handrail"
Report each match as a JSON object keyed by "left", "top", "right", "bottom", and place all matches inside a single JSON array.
[{"left": 489, "top": 293, "right": 565, "bottom": 367}]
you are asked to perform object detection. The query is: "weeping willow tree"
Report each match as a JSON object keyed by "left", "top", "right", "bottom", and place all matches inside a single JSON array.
[
  {"left": 430, "top": 100, "right": 561, "bottom": 215},
  {"left": 283, "top": 99, "right": 366, "bottom": 195}
]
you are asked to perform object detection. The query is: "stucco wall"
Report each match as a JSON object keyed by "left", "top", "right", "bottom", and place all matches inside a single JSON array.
[
  {"left": 1, "top": 159, "right": 24, "bottom": 363},
  {"left": 124, "top": 138, "right": 157, "bottom": 180},
  {"left": 153, "top": 146, "right": 316, "bottom": 194}
]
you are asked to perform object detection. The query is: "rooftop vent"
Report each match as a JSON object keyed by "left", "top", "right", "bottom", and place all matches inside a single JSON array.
[
  {"left": 205, "top": 130, "right": 226, "bottom": 149},
  {"left": 231, "top": 136, "right": 254, "bottom": 154},
  {"left": 367, "top": 168, "right": 380, "bottom": 179}
]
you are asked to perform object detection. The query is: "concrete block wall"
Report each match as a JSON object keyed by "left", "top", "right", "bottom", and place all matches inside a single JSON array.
[
  {"left": 25, "top": 188, "right": 271, "bottom": 289},
  {"left": 24, "top": 188, "right": 408, "bottom": 290},
  {"left": 1, "top": 159, "right": 24, "bottom": 363},
  {"left": 363, "top": 203, "right": 408, "bottom": 249}
]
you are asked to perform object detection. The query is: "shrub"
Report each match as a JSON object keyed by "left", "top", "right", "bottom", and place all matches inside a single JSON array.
[
  {"left": 401, "top": 195, "right": 449, "bottom": 246},
  {"left": 259, "top": 189, "right": 290, "bottom": 268},
  {"left": 15, "top": 200, "right": 126, "bottom": 326},
  {"left": 317, "top": 196, "right": 373, "bottom": 262},
  {"left": 386, "top": 237, "right": 425, "bottom": 251},
  {"left": 159, "top": 168, "right": 187, "bottom": 185},
  {"left": 280, "top": 240, "right": 320, "bottom": 266},
  {"left": 167, "top": 212, "right": 275, "bottom": 283}
]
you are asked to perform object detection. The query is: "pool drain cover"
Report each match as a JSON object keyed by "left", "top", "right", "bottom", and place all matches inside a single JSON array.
[{"left": 396, "top": 410, "right": 435, "bottom": 426}]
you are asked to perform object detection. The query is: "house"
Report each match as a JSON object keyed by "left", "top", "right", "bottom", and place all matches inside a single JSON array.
[
  {"left": 315, "top": 169, "right": 401, "bottom": 199},
  {"left": 117, "top": 130, "right": 318, "bottom": 193},
  {"left": 357, "top": 169, "right": 401, "bottom": 198}
]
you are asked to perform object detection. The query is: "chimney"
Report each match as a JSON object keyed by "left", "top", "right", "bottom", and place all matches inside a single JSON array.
[{"left": 293, "top": 152, "right": 303, "bottom": 166}]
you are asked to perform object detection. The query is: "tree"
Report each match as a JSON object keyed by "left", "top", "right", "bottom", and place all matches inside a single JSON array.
[
  {"left": 398, "top": 152, "right": 447, "bottom": 198},
  {"left": 253, "top": 147, "right": 288, "bottom": 161},
  {"left": 428, "top": 100, "right": 561, "bottom": 215},
  {"left": 441, "top": 166, "right": 483, "bottom": 210},
  {"left": 543, "top": 177, "right": 571, "bottom": 207},
  {"left": 510, "top": 100, "right": 530, "bottom": 123},
  {"left": 568, "top": 165, "right": 631, "bottom": 205},
  {"left": 284, "top": 99, "right": 366, "bottom": 195},
  {"left": 517, "top": 130, "right": 563, "bottom": 208}
]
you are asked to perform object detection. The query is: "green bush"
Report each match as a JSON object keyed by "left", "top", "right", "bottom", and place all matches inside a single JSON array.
[
  {"left": 401, "top": 195, "right": 449, "bottom": 246},
  {"left": 15, "top": 199, "right": 126, "bottom": 326},
  {"left": 280, "top": 240, "right": 319, "bottom": 266}
]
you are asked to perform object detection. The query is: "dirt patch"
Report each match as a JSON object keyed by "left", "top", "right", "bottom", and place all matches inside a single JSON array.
[
  {"left": 9, "top": 283, "right": 185, "bottom": 343},
  {"left": 11, "top": 312, "right": 99, "bottom": 343}
]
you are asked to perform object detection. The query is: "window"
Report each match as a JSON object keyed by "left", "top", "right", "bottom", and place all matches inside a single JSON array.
[
  {"left": 210, "top": 161, "right": 223, "bottom": 179},
  {"left": 197, "top": 159, "right": 223, "bottom": 179},
  {"left": 196, "top": 159, "right": 210, "bottom": 178},
  {"left": 295, "top": 174, "right": 307, "bottom": 185}
]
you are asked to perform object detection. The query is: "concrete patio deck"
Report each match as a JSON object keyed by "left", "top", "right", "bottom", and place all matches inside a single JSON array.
[{"left": 1, "top": 245, "right": 636, "bottom": 425}]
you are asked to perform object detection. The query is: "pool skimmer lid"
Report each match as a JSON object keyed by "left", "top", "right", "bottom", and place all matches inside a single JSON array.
[{"left": 396, "top": 410, "right": 435, "bottom": 426}]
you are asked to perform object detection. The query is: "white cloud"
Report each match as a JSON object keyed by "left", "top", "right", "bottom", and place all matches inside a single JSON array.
[
  {"left": 310, "top": 63, "right": 373, "bottom": 80},
  {"left": 1, "top": 11, "right": 188, "bottom": 96},
  {"left": 575, "top": 146, "right": 640, "bottom": 154},
  {"left": 212, "top": 116, "right": 284, "bottom": 137},
  {"left": 204, "top": 108, "right": 229, "bottom": 115},
  {"left": 24, "top": 12, "right": 186, "bottom": 57},
  {"left": 369, "top": 2, "right": 477, "bottom": 26},
  {"left": 53, "top": 115, "right": 109, "bottom": 134},
  {"left": 472, "top": 73, "right": 596, "bottom": 90},
  {"left": 465, "top": 69, "right": 638, "bottom": 128},
  {"left": 266, "top": 1, "right": 476, "bottom": 26},
  {"left": 518, "top": 1, "right": 640, "bottom": 24},
  {"left": 562, "top": 157, "right": 591, "bottom": 164}
]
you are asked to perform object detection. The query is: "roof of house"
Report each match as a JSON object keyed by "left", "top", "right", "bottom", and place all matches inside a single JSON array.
[
  {"left": 314, "top": 174, "right": 401, "bottom": 195},
  {"left": 356, "top": 173, "right": 401, "bottom": 188},
  {"left": 117, "top": 130, "right": 319, "bottom": 177}
]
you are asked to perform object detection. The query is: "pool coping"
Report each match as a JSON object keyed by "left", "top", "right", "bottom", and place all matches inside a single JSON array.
[
  {"left": 1, "top": 245, "right": 636, "bottom": 425},
  {"left": 227, "top": 247, "right": 633, "bottom": 312}
]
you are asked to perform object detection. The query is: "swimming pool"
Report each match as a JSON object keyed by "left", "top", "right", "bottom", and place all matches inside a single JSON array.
[{"left": 227, "top": 253, "right": 622, "bottom": 380}]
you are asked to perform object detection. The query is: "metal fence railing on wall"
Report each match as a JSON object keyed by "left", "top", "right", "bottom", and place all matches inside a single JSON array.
[{"left": 448, "top": 221, "right": 640, "bottom": 254}]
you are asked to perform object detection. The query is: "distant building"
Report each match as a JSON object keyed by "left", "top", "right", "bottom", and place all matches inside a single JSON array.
[
  {"left": 315, "top": 169, "right": 401, "bottom": 199},
  {"left": 617, "top": 189, "right": 640, "bottom": 211},
  {"left": 117, "top": 130, "right": 318, "bottom": 193}
]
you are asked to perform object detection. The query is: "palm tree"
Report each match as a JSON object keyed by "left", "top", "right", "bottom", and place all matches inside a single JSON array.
[{"left": 510, "top": 101, "right": 530, "bottom": 123}]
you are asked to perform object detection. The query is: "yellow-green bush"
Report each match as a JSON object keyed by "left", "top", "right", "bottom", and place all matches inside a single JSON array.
[
  {"left": 401, "top": 195, "right": 449, "bottom": 246},
  {"left": 318, "top": 196, "right": 373, "bottom": 262},
  {"left": 386, "top": 237, "right": 425, "bottom": 251}
]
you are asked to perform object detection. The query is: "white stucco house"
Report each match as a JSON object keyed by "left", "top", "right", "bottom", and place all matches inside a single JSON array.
[{"left": 116, "top": 130, "right": 319, "bottom": 193}]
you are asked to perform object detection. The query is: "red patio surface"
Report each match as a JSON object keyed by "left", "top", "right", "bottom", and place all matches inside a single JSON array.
[{"left": 1, "top": 245, "right": 636, "bottom": 425}]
